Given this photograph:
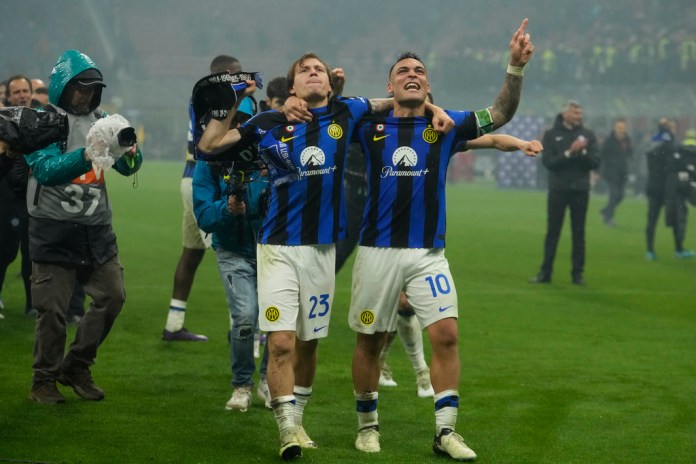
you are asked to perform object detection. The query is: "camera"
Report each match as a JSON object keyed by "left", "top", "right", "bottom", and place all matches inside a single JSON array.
[
  {"left": 225, "top": 170, "right": 246, "bottom": 202},
  {"left": 117, "top": 127, "right": 138, "bottom": 149}
]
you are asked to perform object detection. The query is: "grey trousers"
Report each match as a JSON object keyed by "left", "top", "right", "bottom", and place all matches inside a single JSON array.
[{"left": 31, "top": 255, "right": 125, "bottom": 384}]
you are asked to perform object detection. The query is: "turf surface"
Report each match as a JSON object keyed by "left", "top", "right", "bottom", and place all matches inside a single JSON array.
[{"left": 0, "top": 161, "right": 693, "bottom": 463}]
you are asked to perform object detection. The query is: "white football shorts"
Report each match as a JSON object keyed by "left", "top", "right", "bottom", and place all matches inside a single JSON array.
[
  {"left": 349, "top": 246, "right": 458, "bottom": 333},
  {"left": 257, "top": 243, "right": 335, "bottom": 341}
]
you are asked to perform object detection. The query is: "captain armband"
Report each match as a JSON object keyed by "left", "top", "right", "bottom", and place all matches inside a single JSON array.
[{"left": 474, "top": 108, "right": 494, "bottom": 136}]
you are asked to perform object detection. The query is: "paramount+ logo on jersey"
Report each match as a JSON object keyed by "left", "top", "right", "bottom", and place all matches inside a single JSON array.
[
  {"left": 298, "top": 145, "right": 337, "bottom": 177},
  {"left": 380, "top": 146, "right": 430, "bottom": 179}
]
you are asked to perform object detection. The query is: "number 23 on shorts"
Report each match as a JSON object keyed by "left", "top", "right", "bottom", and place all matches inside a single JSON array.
[{"left": 308, "top": 293, "right": 330, "bottom": 319}]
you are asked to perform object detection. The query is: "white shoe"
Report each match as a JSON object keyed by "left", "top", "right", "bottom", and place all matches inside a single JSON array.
[
  {"left": 355, "top": 426, "right": 381, "bottom": 453},
  {"left": 256, "top": 378, "right": 272, "bottom": 409},
  {"left": 225, "top": 385, "right": 252, "bottom": 412},
  {"left": 296, "top": 425, "right": 317, "bottom": 448},
  {"left": 416, "top": 368, "right": 434, "bottom": 398},
  {"left": 433, "top": 428, "right": 477, "bottom": 461},
  {"left": 279, "top": 429, "right": 302, "bottom": 460},
  {"left": 378, "top": 362, "right": 397, "bottom": 387}
]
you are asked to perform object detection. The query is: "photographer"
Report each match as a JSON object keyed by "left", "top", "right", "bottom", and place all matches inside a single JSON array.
[
  {"left": 0, "top": 106, "right": 68, "bottom": 178},
  {"left": 0, "top": 106, "right": 68, "bottom": 319},
  {"left": 192, "top": 97, "right": 270, "bottom": 412},
  {"left": 665, "top": 129, "right": 696, "bottom": 258},
  {"left": 25, "top": 50, "right": 142, "bottom": 404}
]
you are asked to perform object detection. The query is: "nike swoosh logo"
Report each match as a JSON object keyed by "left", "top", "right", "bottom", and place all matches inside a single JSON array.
[
  {"left": 281, "top": 135, "right": 296, "bottom": 143},
  {"left": 373, "top": 134, "right": 390, "bottom": 142},
  {"left": 313, "top": 325, "right": 327, "bottom": 333},
  {"left": 438, "top": 305, "right": 453, "bottom": 312},
  {"left": 555, "top": 136, "right": 563, "bottom": 141}
]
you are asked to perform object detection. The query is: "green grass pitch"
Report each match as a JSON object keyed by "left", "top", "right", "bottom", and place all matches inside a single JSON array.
[{"left": 0, "top": 160, "right": 693, "bottom": 463}]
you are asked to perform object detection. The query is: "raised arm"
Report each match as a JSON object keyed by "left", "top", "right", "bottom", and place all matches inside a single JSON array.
[
  {"left": 465, "top": 134, "right": 542, "bottom": 157},
  {"left": 197, "top": 115, "right": 244, "bottom": 155},
  {"left": 197, "top": 81, "right": 256, "bottom": 154},
  {"left": 486, "top": 18, "right": 534, "bottom": 132}
]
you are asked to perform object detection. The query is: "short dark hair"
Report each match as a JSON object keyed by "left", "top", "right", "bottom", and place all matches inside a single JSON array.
[
  {"left": 388, "top": 51, "right": 426, "bottom": 78},
  {"left": 286, "top": 53, "right": 334, "bottom": 95},
  {"left": 266, "top": 77, "right": 289, "bottom": 101},
  {"left": 6, "top": 75, "right": 32, "bottom": 97},
  {"left": 209, "top": 55, "right": 241, "bottom": 74}
]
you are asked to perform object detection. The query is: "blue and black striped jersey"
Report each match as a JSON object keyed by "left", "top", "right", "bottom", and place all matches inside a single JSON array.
[
  {"left": 354, "top": 110, "right": 477, "bottom": 249},
  {"left": 238, "top": 96, "right": 371, "bottom": 246}
]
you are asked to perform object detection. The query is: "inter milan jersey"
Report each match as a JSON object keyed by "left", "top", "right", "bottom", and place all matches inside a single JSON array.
[
  {"left": 237, "top": 96, "right": 371, "bottom": 246},
  {"left": 354, "top": 110, "right": 477, "bottom": 249}
]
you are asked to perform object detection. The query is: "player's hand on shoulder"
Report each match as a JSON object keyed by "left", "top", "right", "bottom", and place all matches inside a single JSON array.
[
  {"left": 431, "top": 110, "right": 455, "bottom": 134},
  {"left": 282, "top": 96, "right": 312, "bottom": 123}
]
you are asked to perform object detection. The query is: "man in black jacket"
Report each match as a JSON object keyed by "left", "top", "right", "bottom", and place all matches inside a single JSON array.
[
  {"left": 644, "top": 118, "right": 694, "bottom": 260},
  {"left": 599, "top": 118, "right": 633, "bottom": 226},
  {"left": 531, "top": 100, "right": 599, "bottom": 285}
]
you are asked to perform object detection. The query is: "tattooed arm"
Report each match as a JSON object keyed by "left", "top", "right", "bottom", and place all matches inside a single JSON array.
[{"left": 486, "top": 18, "right": 535, "bottom": 132}]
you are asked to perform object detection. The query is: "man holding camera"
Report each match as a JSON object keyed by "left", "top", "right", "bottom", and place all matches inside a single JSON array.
[
  {"left": 530, "top": 100, "right": 599, "bottom": 285},
  {"left": 190, "top": 95, "right": 272, "bottom": 412},
  {"left": 25, "top": 50, "right": 142, "bottom": 404}
]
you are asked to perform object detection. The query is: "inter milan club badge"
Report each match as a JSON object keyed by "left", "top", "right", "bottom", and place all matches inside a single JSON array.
[
  {"left": 327, "top": 121, "right": 343, "bottom": 140},
  {"left": 422, "top": 125, "right": 438, "bottom": 144}
]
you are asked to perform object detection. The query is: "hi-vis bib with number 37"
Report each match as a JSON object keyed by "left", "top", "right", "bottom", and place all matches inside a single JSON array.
[{"left": 26, "top": 110, "right": 114, "bottom": 226}]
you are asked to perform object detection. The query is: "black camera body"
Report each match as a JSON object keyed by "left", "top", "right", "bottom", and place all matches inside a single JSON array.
[
  {"left": 226, "top": 170, "right": 246, "bottom": 202},
  {"left": 117, "top": 127, "right": 137, "bottom": 148}
]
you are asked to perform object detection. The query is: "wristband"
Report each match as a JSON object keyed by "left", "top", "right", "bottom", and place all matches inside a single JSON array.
[{"left": 507, "top": 64, "right": 525, "bottom": 76}]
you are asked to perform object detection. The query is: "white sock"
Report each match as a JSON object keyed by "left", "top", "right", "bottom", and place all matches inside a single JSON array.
[
  {"left": 271, "top": 395, "right": 297, "bottom": 437},
  {"left": 355, "top": 391, "right": 379, "bottom": 430},
  {"left": 165, "top": 299, "right": 186, "bottom": 332},
  {"left": 397, "top": 314, "right": 428, "bottom": 374},
  {"left": 293, "top": 385, "right": 312, "bottom": 426},
  {"left": 434, "top": 389, "right": 459, "bottom": 435}
]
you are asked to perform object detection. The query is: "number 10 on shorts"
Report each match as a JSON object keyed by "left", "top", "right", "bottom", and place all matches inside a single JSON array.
[{"left": 425, "top": 274, "right": 451, "bottom": 297}]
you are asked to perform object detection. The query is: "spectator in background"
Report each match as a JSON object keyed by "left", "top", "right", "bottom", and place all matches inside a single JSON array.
[
  {"left": 5, "top": 76, "right": 32, "bottom": 108},
  {"left": 0, "top": 80, "right": 8, "bottom": 107},
  {"left": 645, "top": 118, "right": 678, "bottom": 260},
  {"left": 31, "top": 79, "right": 49, "bottom": 107},
  {"left": 530, "top": 100, "right": 599, "bottom": 286},
  {"left": 259, "top": 76, "right": 290, "bottom": 112},
  {"left": 162, "top": 54, "right": 246, "bottom": 342},
  {"left": 599, "top": 118, "right": 633, "bottom": 226},
  {"left": 0, "top": 75, "right": 36, "bottom": 316},
  {"left": 667, "top": 129, "right": 696, "bottom": 258}
]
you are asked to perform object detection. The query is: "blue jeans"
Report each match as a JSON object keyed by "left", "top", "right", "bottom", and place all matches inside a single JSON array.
[{"left": 214, "top": 247, "right": 267, "bottom": 387}]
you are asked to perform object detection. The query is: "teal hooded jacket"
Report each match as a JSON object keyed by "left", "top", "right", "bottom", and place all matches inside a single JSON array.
[{"left": 26, "top": 49, "right": 142, "bottom": 186}]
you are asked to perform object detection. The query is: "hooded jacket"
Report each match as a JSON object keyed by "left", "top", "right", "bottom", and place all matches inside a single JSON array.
[
  {"left": 24, "top": 50, "right": 142, "bottom": 265},
  {"left": 541, "top": 113, "right": 599, "bottom": 192},
  {"left": 645, "top": 129, "right": 674, "bottom": 198}
]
